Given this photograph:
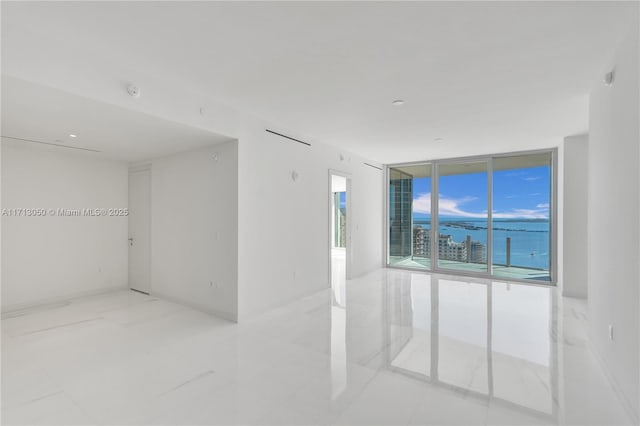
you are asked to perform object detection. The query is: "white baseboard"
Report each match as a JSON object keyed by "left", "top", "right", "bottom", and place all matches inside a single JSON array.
[
  {"left": 1, "top": 284, "right": 128, "bottom": 318},
  {"left": 1, "top": 285, "right": 239, "bottom": 324},
  {"left": 150, "top": 290, "right": 238, "bottom": 323}
]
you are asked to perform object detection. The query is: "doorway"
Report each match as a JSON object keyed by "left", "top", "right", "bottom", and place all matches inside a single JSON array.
[
  {"left": 329, "top": 171, "right": 351, "bottom": 289},
  {"left": 329, "top": 170, "right": 351, "bottom": 400},
  {"left": 128, "top": 167, "right": 151, "bottom": 294}
]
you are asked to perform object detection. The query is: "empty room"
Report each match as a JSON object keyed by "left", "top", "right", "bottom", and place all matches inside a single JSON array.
[{"left": 1, "top": 1, "right": 639, "bottom": 425}]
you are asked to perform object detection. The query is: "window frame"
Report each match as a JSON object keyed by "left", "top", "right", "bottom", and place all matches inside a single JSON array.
[{"left": 384, "top": 148, "right": 557, "bottom": 285}]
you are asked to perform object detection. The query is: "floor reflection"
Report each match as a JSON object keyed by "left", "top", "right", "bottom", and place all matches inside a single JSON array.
[
  {"left": 331, "top": 248, "right": 560, "bottom": 423},
  {"left": 1, "top": 250, "right": 629, "bottom": 425},
  {"left": 383, "top": 272, "right": 557, "bottom": 421},
  {"left": 331, "top": 248, "right": 347, "bottom": 399}
]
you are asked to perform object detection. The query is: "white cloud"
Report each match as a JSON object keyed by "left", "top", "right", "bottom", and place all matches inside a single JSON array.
[
  {"left": 492, "top": 209, "right": 548, "bottom": 219},
  {"left": 523, "top": 176, "right": 541, "bottom": 181},
  {"left": 413, "top": 192, "right": 549, "bottom": 219},
  {"left": 439, "top": 196, "right": 485, "bottom": 218},
  {"left": 413, "top": 193, "right": 433, "bottom": 214},
  {"left": 413, "top": 193, "right": 485, "bottom": 218}
]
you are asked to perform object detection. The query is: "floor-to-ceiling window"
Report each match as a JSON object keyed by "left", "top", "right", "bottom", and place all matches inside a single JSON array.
[
  {"left": 491, "top": 153, "right": 552, "bottom": 281},
  {"left": 387, "top": 150, "right": 555, "bottom": 283},
  {"left": 437, "top": 161, "right": 489, "bottom": 274},
  {"left": 388, "top": 164, "right": 432, "bottom": 269}
]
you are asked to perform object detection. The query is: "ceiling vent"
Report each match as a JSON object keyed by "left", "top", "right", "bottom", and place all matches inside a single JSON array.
[
  {"left": 1, "top": 135, "right": 100, "bottom": 152},
  {"left": 265, "top": 129, "right": 311, "bottom": 146}
]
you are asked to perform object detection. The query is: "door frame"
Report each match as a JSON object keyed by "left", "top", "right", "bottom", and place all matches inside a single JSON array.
[
  {"left": 128, "top": 164, "right": 152, "bottom": 294},
  {"left": 328, "top": 169, "right": 352, "bottom": 283}
]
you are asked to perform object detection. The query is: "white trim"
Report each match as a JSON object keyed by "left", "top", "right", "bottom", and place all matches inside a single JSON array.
[
  {"left": 550, "top": 147, "right": 559, "bottom": 284},
  {"left": 329, "top": 169, "right": 352, "bottom": 282},
  {"left": 1, "top": 285, "right": 128, "bottom": 317},
  {"left": 488, "top": 158, "right": 494, "bottom": 275},
  {"left": 128, "top": 166, "right": 152, "bottom": 294},
  {"left": 382, "top": 165, "right": 389, "bottom": 267},
  {"left": 151, "top": 290, "right": 238, "bottom": 323},
  {"left": 128, "top": 163, "right": 152, "bottom": 173}
]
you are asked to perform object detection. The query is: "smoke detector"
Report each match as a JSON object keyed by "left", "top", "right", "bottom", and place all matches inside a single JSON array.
[{"left": 127, "top": 85, "right": 141, "bottom": 98}]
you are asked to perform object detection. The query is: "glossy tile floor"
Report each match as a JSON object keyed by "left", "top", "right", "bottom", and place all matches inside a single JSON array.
[{"left": 1, "top": 252, "right": 632, "bottom": 425}]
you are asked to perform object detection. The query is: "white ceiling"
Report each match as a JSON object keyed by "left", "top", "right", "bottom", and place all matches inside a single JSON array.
[
  {"left": 1, "top": 1, "right": 636, "bottom": 163},
  {"left": 1, "top": 76, "right": 232, "bottom": 162}
]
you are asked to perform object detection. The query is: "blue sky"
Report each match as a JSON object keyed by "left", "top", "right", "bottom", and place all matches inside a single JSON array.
[{"left": 412, "top": 166, "right": 550, "bottom": 219}]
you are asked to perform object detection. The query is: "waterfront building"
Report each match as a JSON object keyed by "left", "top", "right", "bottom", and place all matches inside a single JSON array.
[{"left": 412, "top": 228, "right": 487, "bottom": 264}]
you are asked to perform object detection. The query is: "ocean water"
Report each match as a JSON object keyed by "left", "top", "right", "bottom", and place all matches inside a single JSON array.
[{"left": 414, "top": 217, "right": 550, "bottom": 270}]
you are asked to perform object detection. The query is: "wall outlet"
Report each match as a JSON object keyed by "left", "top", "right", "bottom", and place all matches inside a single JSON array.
[{"left": 608, "top": 324, "right": 614, "bottom": 341}]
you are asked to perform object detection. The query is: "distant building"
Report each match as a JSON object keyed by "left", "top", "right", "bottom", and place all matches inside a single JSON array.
[
  {"left": 412, "top": 228, "right": 486, "bottom": 263},
  {"left": 338, "top": 207, "right": 346, "bottom": 247},
  {"left": 469, "top": 240, "right": 486, "bottom": 263},
  {"left": 413, "top": 226, "right": 430, "bottom": 257},
  {"left": 438, "top": 234, "right": 467, "bottom": 262},
  {"left": 389, "top": 171, "right": 413, "bottom": 258}
]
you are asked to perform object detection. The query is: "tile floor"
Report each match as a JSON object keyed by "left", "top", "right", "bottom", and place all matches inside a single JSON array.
[{"left": 1, "top": 252, "right": 633, "bottom": 425}]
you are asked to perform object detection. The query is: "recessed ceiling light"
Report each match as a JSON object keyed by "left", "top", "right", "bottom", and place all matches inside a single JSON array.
[
  {"left": 391, "top": 99, "right": 405, "bottom": 106},
  {"left": 69, "top": 134, "right": 77, "bottom": 138}
]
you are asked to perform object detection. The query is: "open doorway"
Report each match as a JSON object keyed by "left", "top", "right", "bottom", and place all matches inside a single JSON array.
[
  {"left": 329, "top": 170, "right": 351, "bottom": 398},
  {"left": 329, "top": 171, "right": 351, "bottom": 290}
]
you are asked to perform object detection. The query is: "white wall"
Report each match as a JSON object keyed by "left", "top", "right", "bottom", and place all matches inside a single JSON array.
[
  {"left": 236, "top": 123, "right": 384, "bottom": 320},
  {"left": 588, "top": 16, "right": 639, "bottom": 421},
  {"left": 562, "top": 134, "right": 588, "bottom": 298},
  {"left": 148, "top": 142, "right": 238, "bottom": 321},
  {"left": 1, "top": 139, "right": 128, "bottom": 311},
  {"left": 0, "top": 72, "right": 384, "bottom": 322}
]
